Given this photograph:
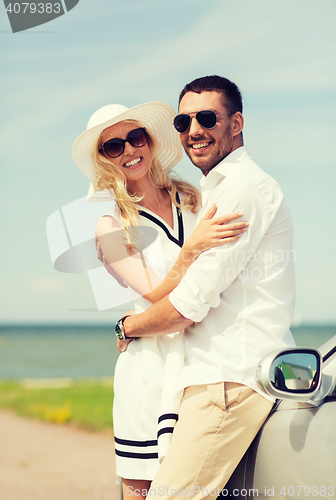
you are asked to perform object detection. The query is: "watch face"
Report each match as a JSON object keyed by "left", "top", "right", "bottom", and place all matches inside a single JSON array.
[{"left": 115, "top": 319, "right": 125, "bottom": 340}]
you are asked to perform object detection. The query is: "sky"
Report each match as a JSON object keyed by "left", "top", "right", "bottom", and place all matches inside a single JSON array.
[{"left": 0, "top": 0, "right": 335, "bottom": 325}]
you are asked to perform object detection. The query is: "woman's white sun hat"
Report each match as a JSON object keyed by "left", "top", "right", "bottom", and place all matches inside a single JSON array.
[{"left": 72, "top": 102, "right": 182, "bottom": 202}]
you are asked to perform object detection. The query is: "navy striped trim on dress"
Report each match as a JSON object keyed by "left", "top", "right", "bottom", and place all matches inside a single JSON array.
[
  {"left": 114, "top": 436, "right": 158, "bottom": 460},
  {"left": 138, "top": 192, "right": 184, "bottom": 248},
  {"left": 157, "top": 427, "right": 175, "bottom": 438},
  {"left": 157, "top": 413, "right": 178, "bottom": 440},
  {"left": 158, "top": 413, "right": 178, "bottom": 424},
  {"left": 115, "top": 437, "right": 157, "bottom": 447},
  {"left": 115, "top": 450, "right": 158, "bottom": 459}
]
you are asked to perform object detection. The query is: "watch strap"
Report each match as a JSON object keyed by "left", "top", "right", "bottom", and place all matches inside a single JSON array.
[{"left": 115, "top": 315, "right": 131, "bottom": 340}]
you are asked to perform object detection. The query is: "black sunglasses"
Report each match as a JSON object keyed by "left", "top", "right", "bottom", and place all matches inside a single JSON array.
[
  {"left": 173, "top": 110, "right": 235, "bottom": 134},
  {"left": 99, "top": 127, "right": 148, "bottom": 159}
]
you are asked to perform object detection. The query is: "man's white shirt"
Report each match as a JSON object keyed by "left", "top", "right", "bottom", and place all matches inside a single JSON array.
[{"left": 169, "top": 146, "right": 296, "bottom": 401}]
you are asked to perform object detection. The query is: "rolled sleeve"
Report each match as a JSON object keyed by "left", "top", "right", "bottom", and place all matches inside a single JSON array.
[{"left": 169, "top": 177, "right": 283, "bottom": 323}]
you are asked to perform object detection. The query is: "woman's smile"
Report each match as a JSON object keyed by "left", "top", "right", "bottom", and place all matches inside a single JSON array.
[{"left": 123, "top": 155, "right": 143, "bottom": 169}]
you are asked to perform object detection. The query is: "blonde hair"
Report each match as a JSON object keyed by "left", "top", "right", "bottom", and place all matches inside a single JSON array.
[{"left": 91, "top": 121, "right": 201, "bottom": 230}]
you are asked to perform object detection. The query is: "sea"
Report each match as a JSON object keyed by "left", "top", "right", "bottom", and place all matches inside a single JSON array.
[{"left": 0, "top": 324, "right": 335, "bottom": 380}]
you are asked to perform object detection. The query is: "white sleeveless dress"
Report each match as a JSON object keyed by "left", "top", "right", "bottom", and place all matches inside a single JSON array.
[{"left": 98, "top": 193, "right": 198, "bottom": 480}]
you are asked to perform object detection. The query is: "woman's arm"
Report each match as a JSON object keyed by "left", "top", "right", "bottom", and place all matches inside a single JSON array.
[
  {"left": 95, "top": 206, "right": 248, "bottom": 305},
  {"left": 144, "top": 205, "right": 248, "bottom": 303}
]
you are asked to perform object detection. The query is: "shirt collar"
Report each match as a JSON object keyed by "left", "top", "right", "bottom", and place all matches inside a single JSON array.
[{"left": 199, "top": 146, "right": 249, "bottom": 192}]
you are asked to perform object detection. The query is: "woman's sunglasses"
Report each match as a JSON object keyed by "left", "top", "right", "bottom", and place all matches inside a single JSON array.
[
  {"left": 173, "top": 110, "right": 234, "bottom": 134},
  {"left": 99, "top": 127, "right": 148, "bottom": 159}
]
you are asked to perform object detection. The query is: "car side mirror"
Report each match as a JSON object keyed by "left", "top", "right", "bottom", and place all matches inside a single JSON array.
[{"left": 255, "top": 348, "right": 322, "bottom": 401}]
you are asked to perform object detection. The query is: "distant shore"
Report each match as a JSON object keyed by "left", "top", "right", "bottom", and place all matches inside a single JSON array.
[{"left": 0, "top": 324, "right": 335, "bottom": 380}]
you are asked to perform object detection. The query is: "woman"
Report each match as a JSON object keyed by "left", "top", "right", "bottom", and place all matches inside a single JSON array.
[{"left": 72, "top": 102, "right": 248, "bottom": 499}]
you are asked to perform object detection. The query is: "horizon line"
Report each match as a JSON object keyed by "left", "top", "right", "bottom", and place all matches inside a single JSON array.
[{"left": 1, "top": 322, "right": 336, "bottom": 328}]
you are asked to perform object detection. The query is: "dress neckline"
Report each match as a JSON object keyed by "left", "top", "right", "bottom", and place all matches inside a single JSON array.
[
  {"left": 136, "top": 190, "right": 174, "bottom": 230},
  {"left": 138, "top": 192, "right": 184, "bottom": 248}
]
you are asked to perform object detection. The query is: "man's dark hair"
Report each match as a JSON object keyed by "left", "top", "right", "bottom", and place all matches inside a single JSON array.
[{"left": 178, "top": 75, "right": 243, "bottom": 114}]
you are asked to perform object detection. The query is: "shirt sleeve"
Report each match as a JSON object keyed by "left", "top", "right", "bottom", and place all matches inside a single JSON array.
[{"left": 169, "top": 176, "right": 284, "bottom": 322}]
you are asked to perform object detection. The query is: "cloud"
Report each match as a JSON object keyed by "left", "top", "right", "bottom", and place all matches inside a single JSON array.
[
  {"left": 1, "top": 0, "right": 335, "bottom": 323},
  {"left": 1, "top": 0, "right": 335, "bottom": 175},
  {"left": 0, "top": 0, "right": 334, "bottom": 179},
  {"left": 29, "top": 276, "right": 68, "bottom": 292}
]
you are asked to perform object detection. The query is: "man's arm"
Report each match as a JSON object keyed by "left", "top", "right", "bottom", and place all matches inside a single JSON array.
[
  {"left": 124, "top": 176, "right": 284, "bottom": 338},
  {"left": 123, "top": 295, "right": 193, "bottom": 338},
  {"left": 169, "top": 177, "right": 285, "bottom": 323}
]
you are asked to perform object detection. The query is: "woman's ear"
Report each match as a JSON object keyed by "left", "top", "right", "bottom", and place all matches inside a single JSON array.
[{"left": 231, "top": 112, "right": 244, "bottom": 137}]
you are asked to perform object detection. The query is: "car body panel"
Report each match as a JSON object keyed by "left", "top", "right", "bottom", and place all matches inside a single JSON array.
[
  {"left": 225, "top": 336, "right": 336, "bottom": 500},
  {"left": 248, "top": 403, "right": 336, "bottom": 497}
]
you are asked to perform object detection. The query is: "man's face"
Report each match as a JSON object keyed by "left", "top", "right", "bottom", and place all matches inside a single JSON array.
[{"left": 178, "top": 91, "right": 235, "bottom": 175}]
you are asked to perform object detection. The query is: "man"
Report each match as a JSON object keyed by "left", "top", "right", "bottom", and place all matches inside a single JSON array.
[{"left": 118, "top": 75, "right": 295, "bottom": 498}]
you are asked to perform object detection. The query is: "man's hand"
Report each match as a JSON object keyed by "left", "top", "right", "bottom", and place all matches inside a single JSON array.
[
  {"left": 117, "top": 337, "right": 133, "bottom": 353},
  {"left": 117, "top": 309, "right": 135, "bottom": 353}
]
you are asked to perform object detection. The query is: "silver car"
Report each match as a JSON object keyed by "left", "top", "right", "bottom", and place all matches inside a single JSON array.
[{"left": 225, "top": 335, "right": 336, "bottom": 500}]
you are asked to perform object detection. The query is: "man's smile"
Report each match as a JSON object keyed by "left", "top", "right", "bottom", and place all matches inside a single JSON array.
[{"left": 191, "top": 142, "right": 211, "bottom": 150}]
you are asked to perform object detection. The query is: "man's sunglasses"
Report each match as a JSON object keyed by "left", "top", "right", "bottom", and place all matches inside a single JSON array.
[
  {"left": 99, "top": 127, "right": 148, "bottom": 159},
  {"left": 173, "top": 110, "right": 235, "bottom": 134}
]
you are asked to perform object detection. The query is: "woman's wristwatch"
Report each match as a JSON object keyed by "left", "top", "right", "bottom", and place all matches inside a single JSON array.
[{"left": 115, "top": 315, "right": 131, "bottom": 340}]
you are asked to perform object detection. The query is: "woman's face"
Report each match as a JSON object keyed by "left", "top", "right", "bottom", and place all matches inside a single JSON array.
[{"left": 100, "top": 121, "right": 152, "bottom": 182}]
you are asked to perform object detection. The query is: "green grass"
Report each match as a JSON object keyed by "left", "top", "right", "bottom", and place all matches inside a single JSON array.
[{"left": 0, "top": 379, "right": 114, "bottom": 432}]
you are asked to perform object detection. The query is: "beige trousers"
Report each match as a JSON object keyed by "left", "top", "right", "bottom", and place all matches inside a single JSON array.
[{"left": 148, "top": 382, "right": 273, "bottom": 500}]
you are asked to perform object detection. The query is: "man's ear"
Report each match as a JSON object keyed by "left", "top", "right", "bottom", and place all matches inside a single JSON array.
[{"left": 231, "top": 112, "right": 244, "bottom": 137}]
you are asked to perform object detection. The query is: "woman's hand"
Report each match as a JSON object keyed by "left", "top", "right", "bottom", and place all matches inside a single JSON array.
[
  {"left": 117, "top": 310, "right": 135, "bottom": 353},
  {"left": 183, "top": 205, "right": 249, "bottom": 260}
]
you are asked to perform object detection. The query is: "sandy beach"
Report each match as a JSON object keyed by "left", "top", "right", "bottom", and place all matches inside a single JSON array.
[{"left": 0, "top": 410, "right": 120, "bottom": 500}]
